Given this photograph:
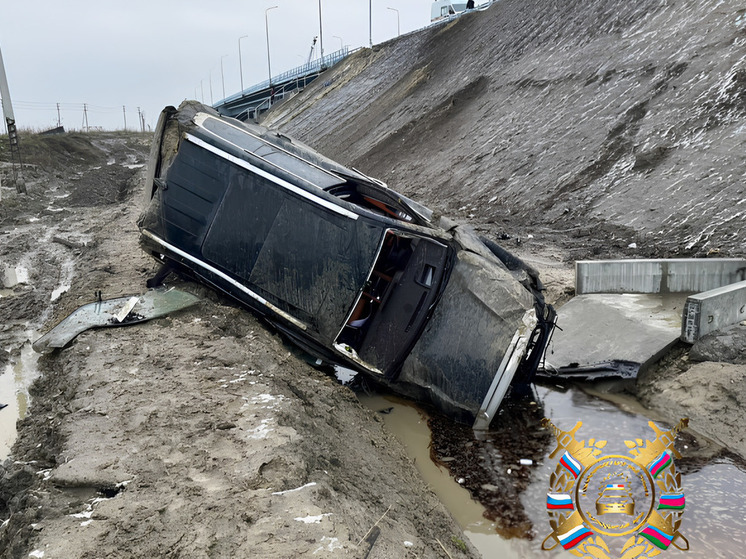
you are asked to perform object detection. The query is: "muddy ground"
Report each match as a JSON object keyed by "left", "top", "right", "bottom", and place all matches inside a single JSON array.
[
  {"left": 0, "top": 134, "right": 487, "bottom": 558},
  {"left": 2, "top": 0, "right": 746, "bottom": 557},
  {"left": 0, "top": 127, "right": 743, "bottom": 559}
]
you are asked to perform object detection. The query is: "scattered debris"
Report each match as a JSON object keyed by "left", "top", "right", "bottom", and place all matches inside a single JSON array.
[
  {"left": 114, "top": 296, "right": 139, "bottom": 323},
  {"left": 52, "top": 236, "right": 85, "bottom": 250},
  {"left": 32, "top": 288, "right": 200, "bottom": 353}
]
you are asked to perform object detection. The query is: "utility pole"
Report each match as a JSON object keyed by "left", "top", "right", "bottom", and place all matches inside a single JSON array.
[
  {"left": 56, "top": 103, "right": 61, "bottom": 128},
  {"left": 318, "top": 0, "right": 324, "bottom": 63},
  {"left": 239, "top": 35, "right": 248, "bottom": 95},
  {"left": 0, "top": 43, "right": 25, "bottom": 193},
  {"left": 209, "top": 70, "right": 213, "bottom": 105},
  {"left": 122, "top": 105, "right": 127, "bottom": 131},
  {"left": 83, "top": 103, "right": 89, "bottom": 132},
  {"left": 220, "top": 55, "right": 227, "bottom": 100},
  {"left": 265, "top": 6, "right": 278, "bottom": 98},
  {"left": 140, "top": 110, "right": 145, "bottom": 133},
  {"left": 387, "top": 7, "right": 400, "bottom": 36}
]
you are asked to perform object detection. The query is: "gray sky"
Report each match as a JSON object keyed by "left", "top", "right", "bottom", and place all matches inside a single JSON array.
[{"left": 0, "top": 0, "right": 441, "bottom": 133}]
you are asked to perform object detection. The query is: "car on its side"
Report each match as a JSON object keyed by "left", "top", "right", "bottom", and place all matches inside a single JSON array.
[{"left": 138, "top": 101, "right": 555, "bottom": 428}]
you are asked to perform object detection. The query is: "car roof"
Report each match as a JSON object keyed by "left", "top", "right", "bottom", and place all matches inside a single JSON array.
[{"left": 177, "top": 101, "right": 435, "bottom": 226}]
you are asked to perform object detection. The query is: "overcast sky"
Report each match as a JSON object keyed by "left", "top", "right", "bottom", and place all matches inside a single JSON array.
[{"left": 0, "top": 0, "right": 448, "bottom": 133}]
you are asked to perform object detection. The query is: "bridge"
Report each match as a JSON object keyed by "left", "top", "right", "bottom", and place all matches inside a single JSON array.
[
  {"left": 211, "top": 2, "right": 499, "bottom": 122},
  {"left": 213, "top": 47, "right": 354, "bottom": 122}
]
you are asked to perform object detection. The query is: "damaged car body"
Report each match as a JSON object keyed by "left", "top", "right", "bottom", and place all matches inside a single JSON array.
[{"left": 138, "top": 101, "right": 555, "bottom": 428}]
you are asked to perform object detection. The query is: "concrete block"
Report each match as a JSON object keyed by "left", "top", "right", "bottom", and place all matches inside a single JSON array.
[
  {"left": 576, "top": 259, "right": 746, "bottom": 295},
  {"left": 546, "top": 293, "right": 686, "bottom": 378},
  {"left": 681, "top": 280, "right": 746, "bottom": 343}
]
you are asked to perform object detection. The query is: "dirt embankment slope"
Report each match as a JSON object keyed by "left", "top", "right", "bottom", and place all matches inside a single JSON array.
[
  {"left": 0, "top": 135, "right": 477, "bottom": 559},
  {"left": 267, "top": 0, "right": 746, "bottom": 260}
]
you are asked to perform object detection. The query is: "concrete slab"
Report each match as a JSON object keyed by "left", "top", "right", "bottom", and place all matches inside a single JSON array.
[
  {"left": 576, "top": 258, "right": 746, "bottom": 295},
  {"left": 681, "top": 280, "right": 746, "bottom": 343},
  {"left": 540, "top": 259, "right": 745, "bottom": 381},
  {"left": 543, "top": 293, "right": 689, "bottom": 380}
]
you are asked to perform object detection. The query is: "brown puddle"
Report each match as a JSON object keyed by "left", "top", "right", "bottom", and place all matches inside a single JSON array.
[
  {"left": 0, "top": 338, "right": 39, "bottom": 461},
  {"left": 359, "top": 394, "right": 521, "bottom": 558},
  {"left": 360, "top": 383, "right": 746, "bottom": 558}
]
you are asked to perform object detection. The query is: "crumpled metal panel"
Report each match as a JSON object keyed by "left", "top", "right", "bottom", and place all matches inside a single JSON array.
[
  {"left": 395, "top": 249, "right": 537, "bottom": 419},
  {"left": 32, "top": 288, "right": 200, "bottom": 353}
]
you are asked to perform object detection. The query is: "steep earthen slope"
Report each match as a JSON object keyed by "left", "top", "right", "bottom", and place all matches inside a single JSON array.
[{"left": 267, "top": 0, "right": 745, "bottom": 258}]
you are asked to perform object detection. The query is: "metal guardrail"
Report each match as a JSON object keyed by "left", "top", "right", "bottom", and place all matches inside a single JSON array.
[{"left": 215, "top": 47, "right": 354, "bottom": 108}]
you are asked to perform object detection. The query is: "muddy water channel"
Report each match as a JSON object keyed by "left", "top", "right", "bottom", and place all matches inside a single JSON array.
[
  {"left": 361, "top": 383, "right": 746, "bottom": 559},
  {"left": 0, "top": 336, "right": 39, "bottom": 460}
]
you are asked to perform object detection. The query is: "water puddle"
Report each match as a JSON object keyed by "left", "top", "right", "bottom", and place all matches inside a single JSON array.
[
  {"left": 0, "top": 336, "right": 41, "bottom": 460},
  {"left": 50, "top": 255, "right": 75, "bottom": 302},
  {"left": 360, "top": 383, "right": 746, "bottom": 558},
  {"left": 359, "top": 394, "right": 517, "bottom": 558}
]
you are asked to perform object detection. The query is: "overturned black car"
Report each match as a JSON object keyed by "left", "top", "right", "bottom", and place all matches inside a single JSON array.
[{"left": 138, "top": 101, "right": 555, "bottom": 428}]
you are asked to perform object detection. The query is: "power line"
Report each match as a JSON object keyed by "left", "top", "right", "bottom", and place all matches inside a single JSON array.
[
  {"left": 13, "top": 100, "right": 138, "bottom": 112},
  {"left": 10, "top": 99, "right": 150, "bottom": 131}
]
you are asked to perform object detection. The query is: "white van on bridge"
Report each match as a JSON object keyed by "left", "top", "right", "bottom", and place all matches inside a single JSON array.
[{"left": 430, "top": 1, "right": 469, "bottom": 22}]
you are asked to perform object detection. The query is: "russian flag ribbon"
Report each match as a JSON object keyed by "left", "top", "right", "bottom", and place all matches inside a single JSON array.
[
  {"left": 605, "top": 484, "right": 625, "bottom": 490},
  {"left": 640, "top": 524, "right": 673, "bottom": 550},
  {"left": 658, "top": 493, "right": 685, "bottom": 511},
  {"left": 558, "top": 524, "right": 593, "bottom": 549},
  {"left": 547, "top": 493, "right": 574, "bottom": 510},
  {"left": 559, "top": 451, "right": 582, "bottom": 479},
  {"left": 648, "top": 451, "right": 673, "bottom": 478}
]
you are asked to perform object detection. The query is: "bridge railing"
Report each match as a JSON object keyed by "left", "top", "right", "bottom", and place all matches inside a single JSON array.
[{"left": 216, "top": 47, "right": 355, "bottom": 107}]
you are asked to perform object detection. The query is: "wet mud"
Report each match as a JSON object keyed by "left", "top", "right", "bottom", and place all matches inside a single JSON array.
[
  {"left": 2, "top": 126, "right": 745, "bottom": 557},
  {"left": 1, "top": 133, "right": 479, "bottom": 559},
  {"left": 428, "top": 393, "right": 551, "bottom": 540}
]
